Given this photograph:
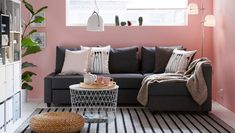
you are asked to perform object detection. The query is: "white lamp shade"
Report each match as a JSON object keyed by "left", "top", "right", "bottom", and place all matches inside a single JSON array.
[
  {"left": 188, "top": 3, "right": 199, "bottom": 15},
  {"left": 204, "top": 15, "right": 216, "bottom": 27},
  {"left": 87, "top": 12, "right": 104, "bottom": 32}
]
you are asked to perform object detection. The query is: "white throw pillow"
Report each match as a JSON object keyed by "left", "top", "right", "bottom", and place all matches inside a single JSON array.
[
  {"left": 165, "top": 49, "right": 196, "bottom": 73},
  {"left": 81, "top": 45, "right": 110, "bottom": 74},
  {"left": 60, "top": 49, "right": 90, "bottom": 75}
]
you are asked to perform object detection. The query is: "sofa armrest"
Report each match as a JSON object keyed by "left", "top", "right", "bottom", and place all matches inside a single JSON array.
[
  {"left": 44, "top": 72, "right": 56, "bottom": 104},
  {"left": 45, "top": 72, "right": 57, "bottom": 78},
  {"left": 201, "top": 63, "right": 212, "bottom": 110}
]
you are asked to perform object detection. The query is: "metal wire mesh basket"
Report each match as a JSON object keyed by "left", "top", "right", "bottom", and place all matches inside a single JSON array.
[{"left": 70, "top": 84, "right": 119, "bottom": 123}]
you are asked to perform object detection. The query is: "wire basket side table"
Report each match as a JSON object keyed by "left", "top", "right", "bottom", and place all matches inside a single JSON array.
[{"left": 70, "top": 84, "right": 119, "bottom": 123}]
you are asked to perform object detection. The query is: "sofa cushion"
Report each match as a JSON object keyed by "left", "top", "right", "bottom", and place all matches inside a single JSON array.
[
  {"left": 165, "top": 49, "right": 196, "bottom": 73},
  {"left": 100, "top": 73, "right": 144, "bottom": 89},
  {"left": 52, "top": 73, "right": 144, "bottom": 89},
  {"left": 60, "top": 49, "right": 90, "bottom": 75},
  {"left": 154, "top": 46, "right": 184, "bottom": 73},
  {"left": 52, "top": 75, "right": 84, "bottom": 89},
  {"left": 109, "top": 47, "right": 139, "bottom": 73},
  {"left": 55, "top": 46, "right": 81, "bottom": 74},
  {"left": 81, "top": 45, "right": 110, "bottom": 74},
  {"left": 148, "top": 81, "right": 190, "bottom": 96},
  {"left": 141, "top": 45, "right": 184, "bottom": 73},
  {"left": 141, "top": 47, "right": 155, "bottom": 73}
]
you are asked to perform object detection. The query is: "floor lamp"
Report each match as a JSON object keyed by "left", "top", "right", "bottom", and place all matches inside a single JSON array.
[{"left": 188, "top": 1, "right": 216, "bottom": 57}]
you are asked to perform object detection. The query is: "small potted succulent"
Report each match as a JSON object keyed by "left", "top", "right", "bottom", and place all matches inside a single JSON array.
[{"left": 138, "top": 16, "right": 143, "bottom": 26}]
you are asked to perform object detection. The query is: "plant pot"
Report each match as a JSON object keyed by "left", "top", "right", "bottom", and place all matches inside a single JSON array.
[{"left": 21, "top": 89, "right": 28, "bottom": 103}]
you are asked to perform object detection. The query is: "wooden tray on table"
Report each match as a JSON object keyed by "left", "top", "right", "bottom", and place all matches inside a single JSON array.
[{"left": 79, "top": 81, "right": 116, "bottom": 89}]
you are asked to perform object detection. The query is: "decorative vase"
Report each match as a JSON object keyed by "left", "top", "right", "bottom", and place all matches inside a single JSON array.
[
  {"left": 127, "top": 21, "right": 132, "bottom": 26},
  {"left": 21, "top": 89, "right": 28, "bottom": 103},
  {"left": 121, "top": 21, "right": 126, "bottom": 26}
]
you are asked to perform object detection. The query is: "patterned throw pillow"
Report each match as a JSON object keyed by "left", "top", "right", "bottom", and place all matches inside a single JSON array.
[
  {"left": 154, "top": 46, "right": 184, "bottom": 73},
  {"left": 165, "top": 49, "right": 196, "bottom": 73},
  {"left": 81, "top": 45, "right": 110, "bottom": 74}
]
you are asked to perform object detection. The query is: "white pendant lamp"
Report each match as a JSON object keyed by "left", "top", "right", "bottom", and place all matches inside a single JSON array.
[
  {"left": 204, "top": 15, "right": 216, "bottom": 27},
  {"left": 87, "top": 11, "right": 104, "bottom": 32},
  {"left": 87, "top": 0, "right": 104, "bottom": 32}
]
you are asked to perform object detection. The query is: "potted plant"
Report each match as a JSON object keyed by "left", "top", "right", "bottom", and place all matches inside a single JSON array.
[
  {"left": 138, "top": 16, "right": 143, "bottom": 26},
  {"left": 21, "top": 0, "right": 47, "bottom": 102}
]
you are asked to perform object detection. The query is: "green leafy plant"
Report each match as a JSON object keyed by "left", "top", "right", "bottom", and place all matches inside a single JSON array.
[{"left": 21, "top": 0, "right": 47, "bottom": 90}]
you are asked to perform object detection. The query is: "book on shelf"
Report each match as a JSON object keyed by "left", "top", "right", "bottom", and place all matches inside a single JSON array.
[{"left": 0, "top": 52, "right": 3, "bottom": 65}]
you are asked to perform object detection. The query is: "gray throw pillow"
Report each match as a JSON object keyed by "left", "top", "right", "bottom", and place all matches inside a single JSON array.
[
  {"left": 109, "top": 47, "right": 139, "bottom": 73},
  {"left": 141, "top": 47, "right": 155, "bottom": 73},
  {"left": 154, "top": 46, "right": 184, "bottom": 73}
]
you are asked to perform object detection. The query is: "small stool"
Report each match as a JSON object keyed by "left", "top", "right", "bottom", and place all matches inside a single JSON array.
[{"left": 30, "top": 112, "right": 85, "bottom": 133}]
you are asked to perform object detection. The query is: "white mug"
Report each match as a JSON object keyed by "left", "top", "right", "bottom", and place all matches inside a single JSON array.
[{"left": 84, "top": 73, "right": 97, "bottom": 84}]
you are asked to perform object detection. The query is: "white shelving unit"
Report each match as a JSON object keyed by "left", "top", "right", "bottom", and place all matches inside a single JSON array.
[{"left": 0, "top": 0, "right": 21, "bottom": 132}]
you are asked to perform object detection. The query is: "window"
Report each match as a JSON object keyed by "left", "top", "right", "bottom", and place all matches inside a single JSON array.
[{"left": 66, "top": 0, "right": 188, "bottom": 26}]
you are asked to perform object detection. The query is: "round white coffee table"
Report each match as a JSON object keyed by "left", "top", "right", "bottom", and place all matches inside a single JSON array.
[{"left": 69, "top": 84, "right": 119, "bottom": 123}]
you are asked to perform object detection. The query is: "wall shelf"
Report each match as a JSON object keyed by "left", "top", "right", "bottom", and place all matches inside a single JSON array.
[{"left": 0, "top": 14, "right": 10, "bottom": 48}]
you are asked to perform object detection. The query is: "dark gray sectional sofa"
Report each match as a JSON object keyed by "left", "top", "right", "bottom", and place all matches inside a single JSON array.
[{"left": 44, "top": 46, "right": 212, "bottom": 112}]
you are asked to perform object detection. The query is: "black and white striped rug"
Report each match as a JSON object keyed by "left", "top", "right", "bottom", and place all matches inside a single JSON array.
[{"left": 16, "top": 107, "right": 235, "bottom": 133}]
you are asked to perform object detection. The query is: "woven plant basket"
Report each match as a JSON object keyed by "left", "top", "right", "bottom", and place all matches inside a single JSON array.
[{"left": 30, "top": 112, "right": 85, "bottom": 133}]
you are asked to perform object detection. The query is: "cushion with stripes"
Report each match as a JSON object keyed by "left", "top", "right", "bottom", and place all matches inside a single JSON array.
[
  {"left": 154, "top": 46, "right": 185, "bottom": 73},
  {"left": 165, "top": 49, "right": 196, "bottom": 73},
  {"left": 81, "top": 45, "right": 111, "bottom": 74}
]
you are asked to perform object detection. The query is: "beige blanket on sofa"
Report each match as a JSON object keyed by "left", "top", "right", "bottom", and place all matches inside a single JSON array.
[
  {"left": 185, "top": 58, "right": 211, "bottom": 105},
  {"left": 137, "top": 58, "right": 211, "bottom": 106}
]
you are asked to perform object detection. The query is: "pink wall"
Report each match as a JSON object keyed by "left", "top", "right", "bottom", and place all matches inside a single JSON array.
[
  {"left": 213, "top": 0, "right": 235, "bottom": 112},
  {"left": 22, "top": 0, "right": 214, "bottom": 99}
]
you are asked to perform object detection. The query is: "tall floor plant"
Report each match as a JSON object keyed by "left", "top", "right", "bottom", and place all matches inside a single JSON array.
[{"left": 21, "top": 0, "right": 47, "bottom": 91}]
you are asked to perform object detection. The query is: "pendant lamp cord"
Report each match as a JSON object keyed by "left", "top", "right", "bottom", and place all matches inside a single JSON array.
[
  {"left": 94, "top": 0, "right": 100, "bottom": 13},
  {"left": 93, "top": 0, "right": 100, "bottom": 26}
]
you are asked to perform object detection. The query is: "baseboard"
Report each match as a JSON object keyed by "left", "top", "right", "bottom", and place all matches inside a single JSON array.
[{"left": 27, "top": 98, "right": 43, "bottom": 102}]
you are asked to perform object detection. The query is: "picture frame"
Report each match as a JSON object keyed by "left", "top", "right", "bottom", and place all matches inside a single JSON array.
[
  {"left": 31, "top": 32, "right": 46, "bottom": 48},
  {"left": 30, "top": 11, "right": 46, "bottom": 27}
]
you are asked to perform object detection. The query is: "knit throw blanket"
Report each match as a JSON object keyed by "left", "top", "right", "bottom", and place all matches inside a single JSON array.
[{"left": 137, "top": 58, "right": 211, "bottom": 106}]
